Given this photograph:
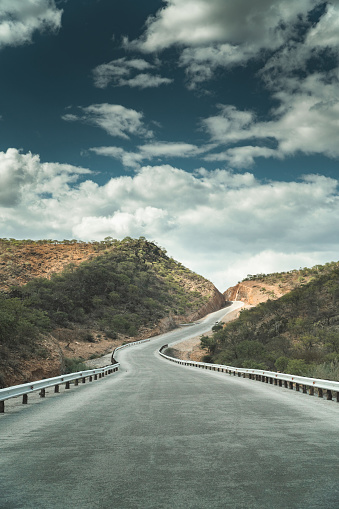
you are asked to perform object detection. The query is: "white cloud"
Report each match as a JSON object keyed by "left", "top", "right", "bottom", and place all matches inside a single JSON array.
[
  {"left": 2, "top": 149, "right": 339, "bottom": 289},
  {"left": 92, "top": 57, "right": 172, "bottom": 88},
  {"left": 62, "top": 103, "right": 153, "bottom": 140},
  {"left": 201, "top": 71, "right": 339, "bottom": 165},
  {"left": 0, "top": 0, "right": 62, "bottom": 49},
  {"left": 119, "top": 73, "right": 173, "bottom": 89},
  {"left": 0, "top": 148, "right": 91, "bottom": 207},
  {"left": 126, "top": 0, "right": 315, "bottom": 53},
  {"left": 90, "top": 141, "right": 205, "bottom": 167},
  {"left": 204, "top": 146, "right": 279, "bottom": 168},
  {"left": 124, "top": 0, "right": 319, "bottom": 90}
]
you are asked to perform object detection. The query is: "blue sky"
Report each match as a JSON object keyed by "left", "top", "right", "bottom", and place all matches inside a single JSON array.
[{"left": 1, "top": 0, "right": 339, "bottom": 290}]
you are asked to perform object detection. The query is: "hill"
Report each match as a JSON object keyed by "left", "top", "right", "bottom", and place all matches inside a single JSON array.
[
  {"left": 224, "top": 263, "right": 338, "bottom": 305},
  {"left": 204, "top": 262, "right": 339, "bottom": 381},
  {"left": 0, "top": 237, "right": 225, "bottom": 387}
]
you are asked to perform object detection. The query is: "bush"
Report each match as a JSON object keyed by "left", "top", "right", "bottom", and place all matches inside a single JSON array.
[{"left": 63, "top": 357, "right": 88, "bottom": 374}]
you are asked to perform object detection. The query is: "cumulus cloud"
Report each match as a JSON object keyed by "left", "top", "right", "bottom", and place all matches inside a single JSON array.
[
  {"left": 62, "top": 103, "right": 153, "bottom": 140},
  {"left": 92, "top": 57, "right": 172, "bottom": 89},
  {"left": 123, "top": 0, "right": 320, "bottom": 89},
  {"left": 0, "top": 148, "right": 91, "bottom": 207},
  {"left": 202, "top": 71, "right": 339, "bottom": 165},
  {"left": 126, "top": 0, "right": 314, "bottom": 53},
  {"left": 2, "top": 149, "right": 339, "bottom": 289},
  {"left": 0, "top": 0, "right": 62, "bottom": 49},
  {"left": 90, "top": 141, "right": 205, "bottom": 167}
]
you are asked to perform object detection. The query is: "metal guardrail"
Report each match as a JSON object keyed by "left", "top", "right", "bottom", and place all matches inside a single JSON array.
[
  {"left": 0, "top": 364, "right": 119, "bottom": 413},
  {"left": 0, "top": 338, "right": 151, "bottom": 413},
  {"left": 111, "top": 338, "right": 150, "bottom": 362},
  {"left": 159, "top": 348, "right": 339, "bottom": 402}
]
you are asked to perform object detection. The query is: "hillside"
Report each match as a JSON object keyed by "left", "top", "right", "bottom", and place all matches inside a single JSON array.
[
  {"left": 0, "top": 237, "right": 225, "bottom": 387},
  {"left": 224, "top": 263, "right": 339, "bottom": 305},
  {"left": 205, "top": 262, "right": 339, "bottom": 381}
]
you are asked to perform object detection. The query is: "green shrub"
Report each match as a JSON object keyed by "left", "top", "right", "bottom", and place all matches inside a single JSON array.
[{"left": 63, "top": 357, "right": 87, "bottom": 374}]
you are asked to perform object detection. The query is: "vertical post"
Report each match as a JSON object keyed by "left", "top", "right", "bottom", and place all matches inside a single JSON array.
[
  {"left": 94, "top": 374, "right": 98, "bottom": 380},
  {"left": 65, "top": 381, "right": 70, "bottom": 389},
  {"left": 327, "top": 390, "right": 332, "bottom": 401},
  {"left": 289, "top": 381, "right": 293, "bottom": 390},
  {"left": 309, "top": 386, "right": 314, "bottom": 396},
  {"left": 39, "top": 388, "right": 46, "bottom": 398},
  {"left": 318, "top": 388, "right": 323, "bottom": 398},
  {"left": 0, "top": 400, "right": 4, "bottom": 413},
  {"left": 75, "top": 379, "right": 79, "bottom": 386},
  {"left": 82, "top": 377, "right": 86, "bottom": 384},
  {"left": 284, "top": 380, "right": 288, "bottom": 388},
  {"left": 296, "top": 383, "right": 300, "bottom": 392},
  {"left": 22, "top": 394, "right": 28, "bottom": 404},
  {"left": 54, "top": 385, "right": 59, "bottom": 393}
]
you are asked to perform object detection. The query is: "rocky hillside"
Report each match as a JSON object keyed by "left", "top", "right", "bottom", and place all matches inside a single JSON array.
[
  {"left": 0, "top": 237, "right": 225, "bottom": 387},
  {"left": 224, "top": 263, "right": 339, "bottom": 305}
]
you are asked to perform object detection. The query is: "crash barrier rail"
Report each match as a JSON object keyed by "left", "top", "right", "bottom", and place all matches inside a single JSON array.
[
  {"left": 0, "top": 364, "right": 119, "bottom": 413},
  {"left": 159, "top": 346, "right": 339, "bottom": 402},
  {"left": 111, "top": 338, "right": 150, "bottom": 362}
]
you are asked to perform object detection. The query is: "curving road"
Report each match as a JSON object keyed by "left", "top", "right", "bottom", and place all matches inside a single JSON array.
[{"left": 1, "top": 302, "right": 339, "bottom": 509}]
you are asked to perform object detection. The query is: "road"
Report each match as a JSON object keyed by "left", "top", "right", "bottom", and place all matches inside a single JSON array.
[{"left": 1, "top": 302, "right": 339, "bottom": 509}]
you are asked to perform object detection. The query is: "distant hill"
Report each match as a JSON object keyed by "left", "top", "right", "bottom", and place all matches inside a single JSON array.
[
  {"left": 224, "top": 263, "right": 339, "bottom": 305},
  {"left": 206, "top": 262, "right": 339, "bottom": 381},
  {"left": 0, "top": 237, "right": 225, "bottom": 387}
]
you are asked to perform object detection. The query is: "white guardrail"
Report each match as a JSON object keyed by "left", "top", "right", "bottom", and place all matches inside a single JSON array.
[
  {"left": 0, "top": 365, "right": 119, "bottom": 413},
  {"left": 0, "top": 338, "right": 151, "bottom": 413},
  {"left": 159, "top": 346, "right": 339, "bottom": 402},
  {"left": 112, "top": 338, "right": 150, "bottom": 359}
]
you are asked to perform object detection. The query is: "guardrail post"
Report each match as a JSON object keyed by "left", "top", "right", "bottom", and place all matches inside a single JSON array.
[
  {"left": 0, "top": 401, "right": 4, "bottom": 413},
  {"left": 75, "top": 379, "right": 79, "bottom": 386},
  {"left": 54, "top": 385, "right": 59, "bottom": 393},
  {"left": 82, "top": 377, "right": 86, "bottom": 383},
  {"left": 39, "top": 389, "right": 46, "bottom": 398},
  {"left": 309, "top": 386, "right": 314, "bottom": 396},
  {"left": 65, "top": 381, "right": 70, "bottom": 389},
  {"left": 23, "top": 394, "right": 28, "bottom": 404},
  {"left": 302, "top": 385, "right": 307, "bottom": 394},
  {"left": 89, "top": 376, "right": 93, "bottom": 382},
  {"left": 296, "top": 383, "right": 300, "bottom": 392},
  {"left": 327, "top": 390, "right": 332, "bottom": 401},
  {"left": 278, "top": 380, "right": 282, "bottom": 387},
  {"left": 318, "top": 388, "right": 323, "bottom": 398},
  {"left": 289, "top": 382, "right": 293, "bottom": 390},
  {"left": 94, "top": 374, "right": 98, "bottom": 380},
  {"left": 284, "top": 380, "right": 288, "bottom": 388}
]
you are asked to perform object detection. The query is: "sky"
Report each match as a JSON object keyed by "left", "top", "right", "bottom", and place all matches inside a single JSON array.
[{"left": 0, "top": 0, "right": 339, "bottom": 291}]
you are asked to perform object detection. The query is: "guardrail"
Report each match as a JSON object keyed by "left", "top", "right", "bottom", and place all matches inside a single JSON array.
[
  {"left": 111, "top": 338, "right": 150, "bottom": 362},
  {"left": 159, "top": 347, "right": 339, "bottom": 402},
  {"left": 0, "top": 364, "right": 119, "bottom": 413}
]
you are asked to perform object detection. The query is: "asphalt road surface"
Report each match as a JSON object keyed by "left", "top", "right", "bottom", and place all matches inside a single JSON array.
[{"left": 1, "top": 303, "right": 339, "bottom": 509}]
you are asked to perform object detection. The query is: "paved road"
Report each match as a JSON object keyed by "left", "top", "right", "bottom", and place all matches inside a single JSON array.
[{"left": 1, "top": 303, "right": 339, "bottom": 509}]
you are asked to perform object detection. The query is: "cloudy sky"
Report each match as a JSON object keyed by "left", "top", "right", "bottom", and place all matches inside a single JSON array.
[{"left": 1, "top": 0, "right": 339, "bottom": 290}]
